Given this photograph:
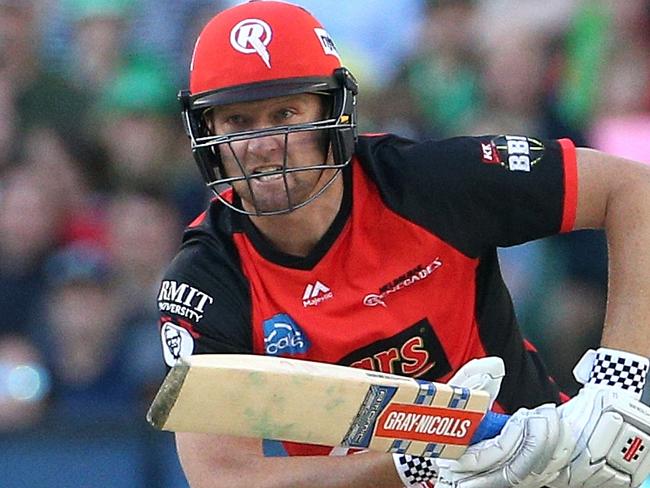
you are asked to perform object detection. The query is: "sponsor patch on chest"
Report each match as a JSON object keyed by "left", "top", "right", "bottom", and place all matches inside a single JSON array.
[{"left": 339, "top": 319, "right": 451, "bottom": 381}]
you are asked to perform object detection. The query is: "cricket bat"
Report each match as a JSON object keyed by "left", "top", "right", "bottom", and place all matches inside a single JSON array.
[{"left": 147, "top": 354, "right": 508, "bottom": 459}]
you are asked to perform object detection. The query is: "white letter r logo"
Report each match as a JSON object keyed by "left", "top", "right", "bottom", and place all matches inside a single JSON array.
[{"left": 230, "top": 18, "right": 272, "bottom": 68}]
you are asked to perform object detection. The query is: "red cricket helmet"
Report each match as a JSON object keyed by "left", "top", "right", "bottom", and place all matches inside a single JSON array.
[{"left": 180, "top": 0, "right": 358, "bottom": 216}]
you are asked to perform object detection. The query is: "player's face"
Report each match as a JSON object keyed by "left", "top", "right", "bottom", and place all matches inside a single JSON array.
[{"left": 207, "top": 94, "right": 332, "bottom": 214}]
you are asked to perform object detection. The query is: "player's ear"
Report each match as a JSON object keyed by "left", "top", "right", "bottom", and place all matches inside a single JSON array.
[{"left": 202, "top": 108, "right": 216, "bottom": 134}]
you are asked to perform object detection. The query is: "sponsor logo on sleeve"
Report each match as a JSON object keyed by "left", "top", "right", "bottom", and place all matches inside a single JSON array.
[
  {"left": 160, "top": 321, "right": 195, "bottom": 366},
  {"left": 263, "top": 313, "right": 311, "bottom": 356},
  {"left": 157, "top": 280, "right": 214, "bottom": 323},
  {"left": 483, "top": 135, "right": 545, "bottom": 172},
  {"left": 481, "top": 141, "right": 499, "bottom": 164}
]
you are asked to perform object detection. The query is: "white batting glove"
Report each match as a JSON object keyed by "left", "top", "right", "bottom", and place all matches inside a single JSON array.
[
  {"left": 392, "top": 357, "right": 506, "bottom": 487},
  {"left": 435, "top": 403, "right": 572, "bottom": 488},
  {"left": 548, "top": 347, "right": 650, "bottom": 488}
]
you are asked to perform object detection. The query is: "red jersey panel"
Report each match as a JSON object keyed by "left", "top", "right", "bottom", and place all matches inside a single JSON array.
[{"left": 234, "top": 160, "right": 486, "bottom": 380}]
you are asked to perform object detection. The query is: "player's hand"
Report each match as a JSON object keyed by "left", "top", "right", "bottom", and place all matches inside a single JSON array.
[
  {"left": 435, "top": 403, "right": 572, "bottom": 488},
  {"left": 547, "top": 348, "right": 650, "bottom": 488},
  {"left": 393, "top": 357, "right": 506, "bottom": 487}
]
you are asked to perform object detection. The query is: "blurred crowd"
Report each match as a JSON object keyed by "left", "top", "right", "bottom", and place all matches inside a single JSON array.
[{"left": 1, "top": 0, "right": 650, "bottom": 484}]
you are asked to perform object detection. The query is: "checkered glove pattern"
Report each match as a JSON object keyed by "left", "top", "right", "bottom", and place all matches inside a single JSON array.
[
  {"left": 393, "top": 453, "right": 438, "bottom": 487},
  {"left": 588, "top": 350, "right": 649, "bottom": 397}
]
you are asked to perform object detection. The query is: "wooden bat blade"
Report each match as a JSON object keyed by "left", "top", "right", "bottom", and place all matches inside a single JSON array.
[{"left": 147, "top": 354, "right": 502, "bottom": 459}]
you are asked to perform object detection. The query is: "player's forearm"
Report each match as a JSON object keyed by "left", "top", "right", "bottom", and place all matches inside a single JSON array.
[
  {"left": 217, "top": 453, "right": 402, "bottom": 488},
  {"left": 599, "top": 163, "right": 650, "bottom": 355},
  {"left": 177, "top": 433, "right": 404, "bottom": 488}
]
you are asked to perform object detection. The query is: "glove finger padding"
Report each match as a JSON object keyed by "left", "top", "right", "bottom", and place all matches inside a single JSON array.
[
  {"left": 437, "top": 404, "right": 573, "bottom": 488},
  {"left": 549, "top": 388, "right": 650, "bottom": 488},
  {"left": 446, "top": 357, "right": 505, "bottom": 408}
]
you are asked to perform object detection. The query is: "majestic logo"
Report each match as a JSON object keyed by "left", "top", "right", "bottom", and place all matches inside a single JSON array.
[
  {"left": 230, "top": 18, "right": 272, "bottom": 68},
  {"left": 339, "top": 319, "right": 451, "bottom": 381},
  {"left": 314, "top": 28, "right": 340, "bottom": 59},
  {"left": 158, "top": 280, "right": 214, "bottom": 322},
  {"left": 302, "top": 280, "right": 333, "bottom": 307},
  {"left": 263, "top": 313, "right": 311, "bottom": 356},
  {"left": 160, "top": 322, "right": 194, "bottom": 366},
  {"left": 363, "top": 258, "right": 442, "bottom": 308},
  {"left": 485, "top": 135, "right": 545, "bottom": 172}
]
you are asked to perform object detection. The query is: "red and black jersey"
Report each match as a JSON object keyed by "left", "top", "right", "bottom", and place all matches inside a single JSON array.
[{"left": 157, "top": 133, "right": 577, "bottom": 455}]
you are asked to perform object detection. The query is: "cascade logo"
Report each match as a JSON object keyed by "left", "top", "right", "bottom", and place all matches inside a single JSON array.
[
  {"left": 363, "top": 258, "right": 442, "bottom": 308},
  {"left": 302, "top": 280, "right": 333, "bottom": 307},
  {"left": 158, "top": 281, "right": 214, "bottom": 322},
  {"left": 375, "top": 404, "right": 483, "bottom": 445},
  {"left": 230, "top": 18, "right": 272, "bottom": 68},
  {"left": 263, "top": 313, "right": 311, "bottom": 356}
]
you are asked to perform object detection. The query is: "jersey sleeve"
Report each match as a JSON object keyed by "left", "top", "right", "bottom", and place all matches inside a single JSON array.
[
  {"left": 362, "top": 134, "right": 578, "bottom": 257},
  {"left": 157, "top": 238, "right": 252, "bottom": 367}
]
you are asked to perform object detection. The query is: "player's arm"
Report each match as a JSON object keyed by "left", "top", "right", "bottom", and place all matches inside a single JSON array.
[
  {"left": 176, "top": 433, "right": 403, "bottom": 488},
  {"left": 573, "top": 147, "right": 650, "bottom": 355},
  {"left": 545, "top": 148, "right": 650, "bottom": 488}
]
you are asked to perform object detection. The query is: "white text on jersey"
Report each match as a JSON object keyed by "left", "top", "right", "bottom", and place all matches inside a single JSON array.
[{"left": 158, "top": 280, "right": 214, "bottom": 322}]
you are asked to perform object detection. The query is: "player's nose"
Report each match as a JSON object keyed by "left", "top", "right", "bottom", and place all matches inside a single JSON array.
[{"left": 245, "top": 132, "right": 283, "bottom": 160}]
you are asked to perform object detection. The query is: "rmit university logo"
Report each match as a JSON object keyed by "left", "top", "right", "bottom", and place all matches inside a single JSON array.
[
  {"left": 263, "top": 313, "right": 311, "bottom": 356},
  {"left": 158, "top": 280, "right": 213, "bottom": 323},
  {"left": 230, "top": 18, "right": 272, "bottom": 68}
]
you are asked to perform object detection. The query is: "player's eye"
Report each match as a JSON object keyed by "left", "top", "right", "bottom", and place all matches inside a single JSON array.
[
  {"left": 275, "top": 108, "right": 296, "bottom": 122},
  {"left": 225, "top": 114, "right": 247, "bottom": 126}
]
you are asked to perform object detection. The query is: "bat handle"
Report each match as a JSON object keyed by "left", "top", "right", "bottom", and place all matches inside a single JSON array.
[{"left": 470, "top": 411, "right": 509, "bottom": 444}]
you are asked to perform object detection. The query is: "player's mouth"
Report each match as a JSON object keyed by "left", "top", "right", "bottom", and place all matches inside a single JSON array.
[{"left": 251, "top": 165, "right": 284, "bottom": 182}]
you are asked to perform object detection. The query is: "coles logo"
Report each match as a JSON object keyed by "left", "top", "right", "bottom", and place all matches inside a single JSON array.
[
  {"left": 263, "top": 313, "right": 311, "bottom": 356},
  {"left": 230, "top": 18, "right": 272, "bottom": 68},
  {"left": 375, "top": 404, "right": 483, "bottom": 445}
]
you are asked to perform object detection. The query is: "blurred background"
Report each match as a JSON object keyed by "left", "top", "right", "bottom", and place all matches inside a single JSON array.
[{"left": 1, "top": 0, "right": 649, "bottom": 486}]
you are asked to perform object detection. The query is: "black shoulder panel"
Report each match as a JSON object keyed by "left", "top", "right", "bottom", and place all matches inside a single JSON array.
[{"left": 355, "top": 134, "right": 567, "bottom": 258}]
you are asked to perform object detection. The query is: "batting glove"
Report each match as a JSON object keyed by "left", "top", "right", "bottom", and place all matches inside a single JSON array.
[
  {"left": 435, "top": 402, "right": 572, "bottom": 488},
  {"left": 548, "top": 347, "right": 650, "bottom": 488}
]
